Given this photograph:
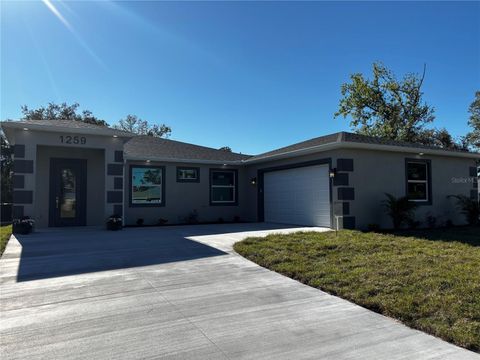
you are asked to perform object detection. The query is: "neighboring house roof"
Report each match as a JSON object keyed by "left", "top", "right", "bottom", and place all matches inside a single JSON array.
[
  {"left": 0, "top": 119, "right": 134, "bottom": 138},
  {"left": 124, "top": 135, "right": 251, "bottom": 163}
]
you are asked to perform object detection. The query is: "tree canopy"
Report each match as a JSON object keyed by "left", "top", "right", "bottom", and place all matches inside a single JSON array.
[
  {"left": 19, "top": 102, "right": 171, "bottom": 138},
  {"left": 465, "top": 91, "right": 480, "bottom": 151},
  {"left": 114, "top": 114, "right": 171, "bottom": 138},
  {"left": 335, "top": 63, "right": 465, "bottom": 150},
  {"left": 21, "top": 102, "right": 108, "bottom": 126}
]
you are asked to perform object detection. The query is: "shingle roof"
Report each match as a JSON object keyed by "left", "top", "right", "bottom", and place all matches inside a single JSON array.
[
  {"left": 1, "top": 119, "right": 134, "bottom": 137},
  {"left": 249, "top": 133, "right": 341, "bottom": 161},
  {"left": 342, "top": 132, "right": 473, "bottom": 153},
  {"left": 248, "top": 131, "right": 475, "bottom": 162},
  {"left": 124, "top": 135, "right": 251, "bottom": 163},
  {"left": 2, "top": 119, "right": 476, "bottom": 162}
]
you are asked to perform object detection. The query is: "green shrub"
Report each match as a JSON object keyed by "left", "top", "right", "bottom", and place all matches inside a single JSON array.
[
  {"left": 448, "top": 194, "right": 480, "bottom": 225},
  {"left": 382, "top": 193, "right": 418, "bottom": 230}
]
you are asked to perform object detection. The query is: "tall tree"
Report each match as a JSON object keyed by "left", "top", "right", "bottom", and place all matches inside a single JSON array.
[
  {"left": 335, "top": 63, "right": 435, "bottom": 142},
  {"left": 465, "top": 91, "right": 480, "bottom": 151},
  {"left": 335, "top": 62, "right": 465, "bottom": 150},
  {"left": 21, "top": 102, "right": 108, "bottom": 126},
  {"left": 114, "top": 114, "right": 171, "bottom": 138}
]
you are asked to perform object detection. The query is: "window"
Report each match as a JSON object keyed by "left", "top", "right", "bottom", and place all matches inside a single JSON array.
[
  {"left": 406, "top": 160, "right": 431, "bottom": 203},
  {"left": 130, "top": 166, "right": 165, "bottom": 206},
  {"left": 210, "top": 169, "right": 237, "bottom": 205},
  {"left": 177, "top": 167, "right": 200, "bottom": 182}
]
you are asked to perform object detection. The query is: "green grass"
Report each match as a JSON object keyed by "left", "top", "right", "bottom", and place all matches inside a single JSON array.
[
  {"left": 0, "top": 224, "right": 12, "bottom": 256},
  {"left": 234, "top": 226, "right": 480, "bottom": 351}
]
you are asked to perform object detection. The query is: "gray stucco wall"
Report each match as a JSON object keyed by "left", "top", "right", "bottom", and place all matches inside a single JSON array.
[
  {"left": 124, "top": 160, "right": 250, "bottom": 226},
  {"left": 347, "top": 149, "right": 477, "bottom": 229},
  {"left": 10, "top": 128, "right": 128, "bottom": 227},
  {"left": 244, "top": 149, "right": 477, "bottom": 229},
  {"left": 35, "top": 146, "right": 105, "bottom": 228},
  {"left": 7, "top": 126, "right": 478, "bottom": 230}
]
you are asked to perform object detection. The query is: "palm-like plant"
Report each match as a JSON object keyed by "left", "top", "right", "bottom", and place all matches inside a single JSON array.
[
  {"left": 447, "top": 195, "right": 480, "bottom": 225},
  {"left": 382, "top": 193, "right": 418, "bottom": 230}
]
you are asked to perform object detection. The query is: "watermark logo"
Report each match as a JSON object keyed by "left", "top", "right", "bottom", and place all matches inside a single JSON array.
[{"left": 451, "top": 176, "right": 478, "bottom": 184}]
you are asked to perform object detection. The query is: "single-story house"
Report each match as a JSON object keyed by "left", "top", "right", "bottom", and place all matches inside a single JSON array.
[{"left": 1, "top": 120, "right": 478, "bottom": 230}]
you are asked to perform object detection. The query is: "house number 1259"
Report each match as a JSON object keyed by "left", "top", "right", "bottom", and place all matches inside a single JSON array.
[{"left": 60, "top": 135, "right": 87, "bottom": 145}]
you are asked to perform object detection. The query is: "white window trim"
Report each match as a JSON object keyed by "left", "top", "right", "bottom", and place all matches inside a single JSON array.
[
  {"left": 178, "top": 169, "right": 198, "bottom": 180},
  {"left": 407, "top": 162, "right": 429, "bottom": 202},
  {"left": 211, "top": 170, "right": 236, "bottom": 204}
]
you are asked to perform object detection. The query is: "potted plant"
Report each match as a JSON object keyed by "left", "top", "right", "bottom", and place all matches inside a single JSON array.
[
  {"left": 13, "top": 216, "right": 35, "bottom": 235},
  {"left": 106, "top": 214, "right": 123, "bottom": 231}
]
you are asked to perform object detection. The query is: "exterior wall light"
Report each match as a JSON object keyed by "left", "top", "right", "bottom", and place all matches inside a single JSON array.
[
  {"left": 250, "top": 177, "right": 257, "bottom": 185},
  {"left": 23, "top": 128, "right": 29, "bottom": 131},
  {"left": 329, "top": 168, "right": 337, "bottom": 179},
  {"left": 146, "top": 160, "right": 151, "bottom": 163},
  {"left": 419, "top": 152, "right": 424, "bottom": 156},
  {"left": 113, "top": 135, "right": 118, "bottom": 138}
]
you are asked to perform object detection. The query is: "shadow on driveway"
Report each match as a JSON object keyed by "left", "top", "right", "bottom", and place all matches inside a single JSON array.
[
  {"left": 13, "top": 227, "right": 227, "bottom": 282},
  {"left": 13, "top": 223, "right": 309, "bottom": 282}
]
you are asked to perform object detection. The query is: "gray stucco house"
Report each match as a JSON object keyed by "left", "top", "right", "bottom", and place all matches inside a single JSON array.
[{"left": 1, "top": 120, "right": 478, "bottom": 230}]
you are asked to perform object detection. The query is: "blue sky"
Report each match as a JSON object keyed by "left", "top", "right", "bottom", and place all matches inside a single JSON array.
[{"left": 1, "top": 1, "right": 479, "bottom": 154}]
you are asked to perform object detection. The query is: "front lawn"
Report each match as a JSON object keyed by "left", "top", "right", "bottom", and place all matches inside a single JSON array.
[
  {"left": 234, "top": 227, "right": 480, "bottom": 351},
  {"left": 0, "top": 224, "right": 12, "bottom": 256}
]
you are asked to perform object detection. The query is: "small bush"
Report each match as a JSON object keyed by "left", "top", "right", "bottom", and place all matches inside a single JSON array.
[
  {"left": 382, "top": 193, "right": 418, "bottom": 230},
  {"left": 448, "top": 195, "right": 479, "bottom": 225},
  {"left": 136, "top": 218, "right": 144, "bottom": 226}
]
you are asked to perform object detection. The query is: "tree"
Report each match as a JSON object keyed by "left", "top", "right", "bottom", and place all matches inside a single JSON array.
[
  {"left": 335, "top": 63, "right": 466, "bottom": 150},
  {"left": 114, "top": 114, "right": 171, "bottom": 137},
  {"left": 465, "top": 91, "right": 480, "bottom": 151},
  {"left": 335, "top": 62, "right": 435, "bottom": 142},
  {"left": 21, "top": 102, "right": 108, "bottom": 126},
  {"left": 218, "top": 146, "right": 232, "bottom": 152},
  {"left": 416, "top": 128, "right": 467, "bottom": 151}
]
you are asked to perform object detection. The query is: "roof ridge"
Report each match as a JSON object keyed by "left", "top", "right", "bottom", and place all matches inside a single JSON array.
[{"left": 137, "top": 135, "right": 249, "bottom": 157}]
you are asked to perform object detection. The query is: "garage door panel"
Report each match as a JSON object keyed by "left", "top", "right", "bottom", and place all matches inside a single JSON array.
[{"left": 263, "top": 165, "right": 331, "bottom": 227}]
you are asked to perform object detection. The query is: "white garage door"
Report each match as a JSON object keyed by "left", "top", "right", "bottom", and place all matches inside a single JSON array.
[{"left": 264, "top": 164, "right": 331, "bottom": 227}]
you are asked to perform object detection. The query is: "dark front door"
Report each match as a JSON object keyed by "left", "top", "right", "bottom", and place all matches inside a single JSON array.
[{"left": 49, "top": 159, "right": 87, "bottom": 227}]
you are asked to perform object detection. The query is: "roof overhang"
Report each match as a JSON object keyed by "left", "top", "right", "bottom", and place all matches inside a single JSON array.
[
  {"left": 125, "top": 155, "right": 244, "bottom": 166},
  {"left": 244, "top": 141, "right": 480, "bottom": 164},
  {"left": 0, "top": 121, "right": 134, "bottom": 140}
]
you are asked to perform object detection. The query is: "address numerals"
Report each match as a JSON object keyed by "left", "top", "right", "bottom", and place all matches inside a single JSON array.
[{"left": 60, "top": 135, "right": 87, "bottom": 145}]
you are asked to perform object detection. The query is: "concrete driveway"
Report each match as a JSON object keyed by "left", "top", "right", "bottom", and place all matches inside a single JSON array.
[{"left": 0, "top": 223, "right": 477, "bottom": 359}]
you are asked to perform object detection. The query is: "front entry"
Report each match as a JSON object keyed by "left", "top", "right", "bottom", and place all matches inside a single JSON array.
[{"left": 49, "top": 158, "right": 87, "bottom": 227}]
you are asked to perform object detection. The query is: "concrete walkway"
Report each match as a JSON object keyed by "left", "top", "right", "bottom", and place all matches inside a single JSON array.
[{"left": 0, "top": 223, "right": 477, "bottom": 359}]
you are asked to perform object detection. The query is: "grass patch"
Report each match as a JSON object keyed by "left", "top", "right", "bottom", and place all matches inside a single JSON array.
[
  {"left": 234, "top": 226, "right": 480, "bottom": 351},
  {"left": 0, "top": 224, "right": 12, "bottom": 256}
]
